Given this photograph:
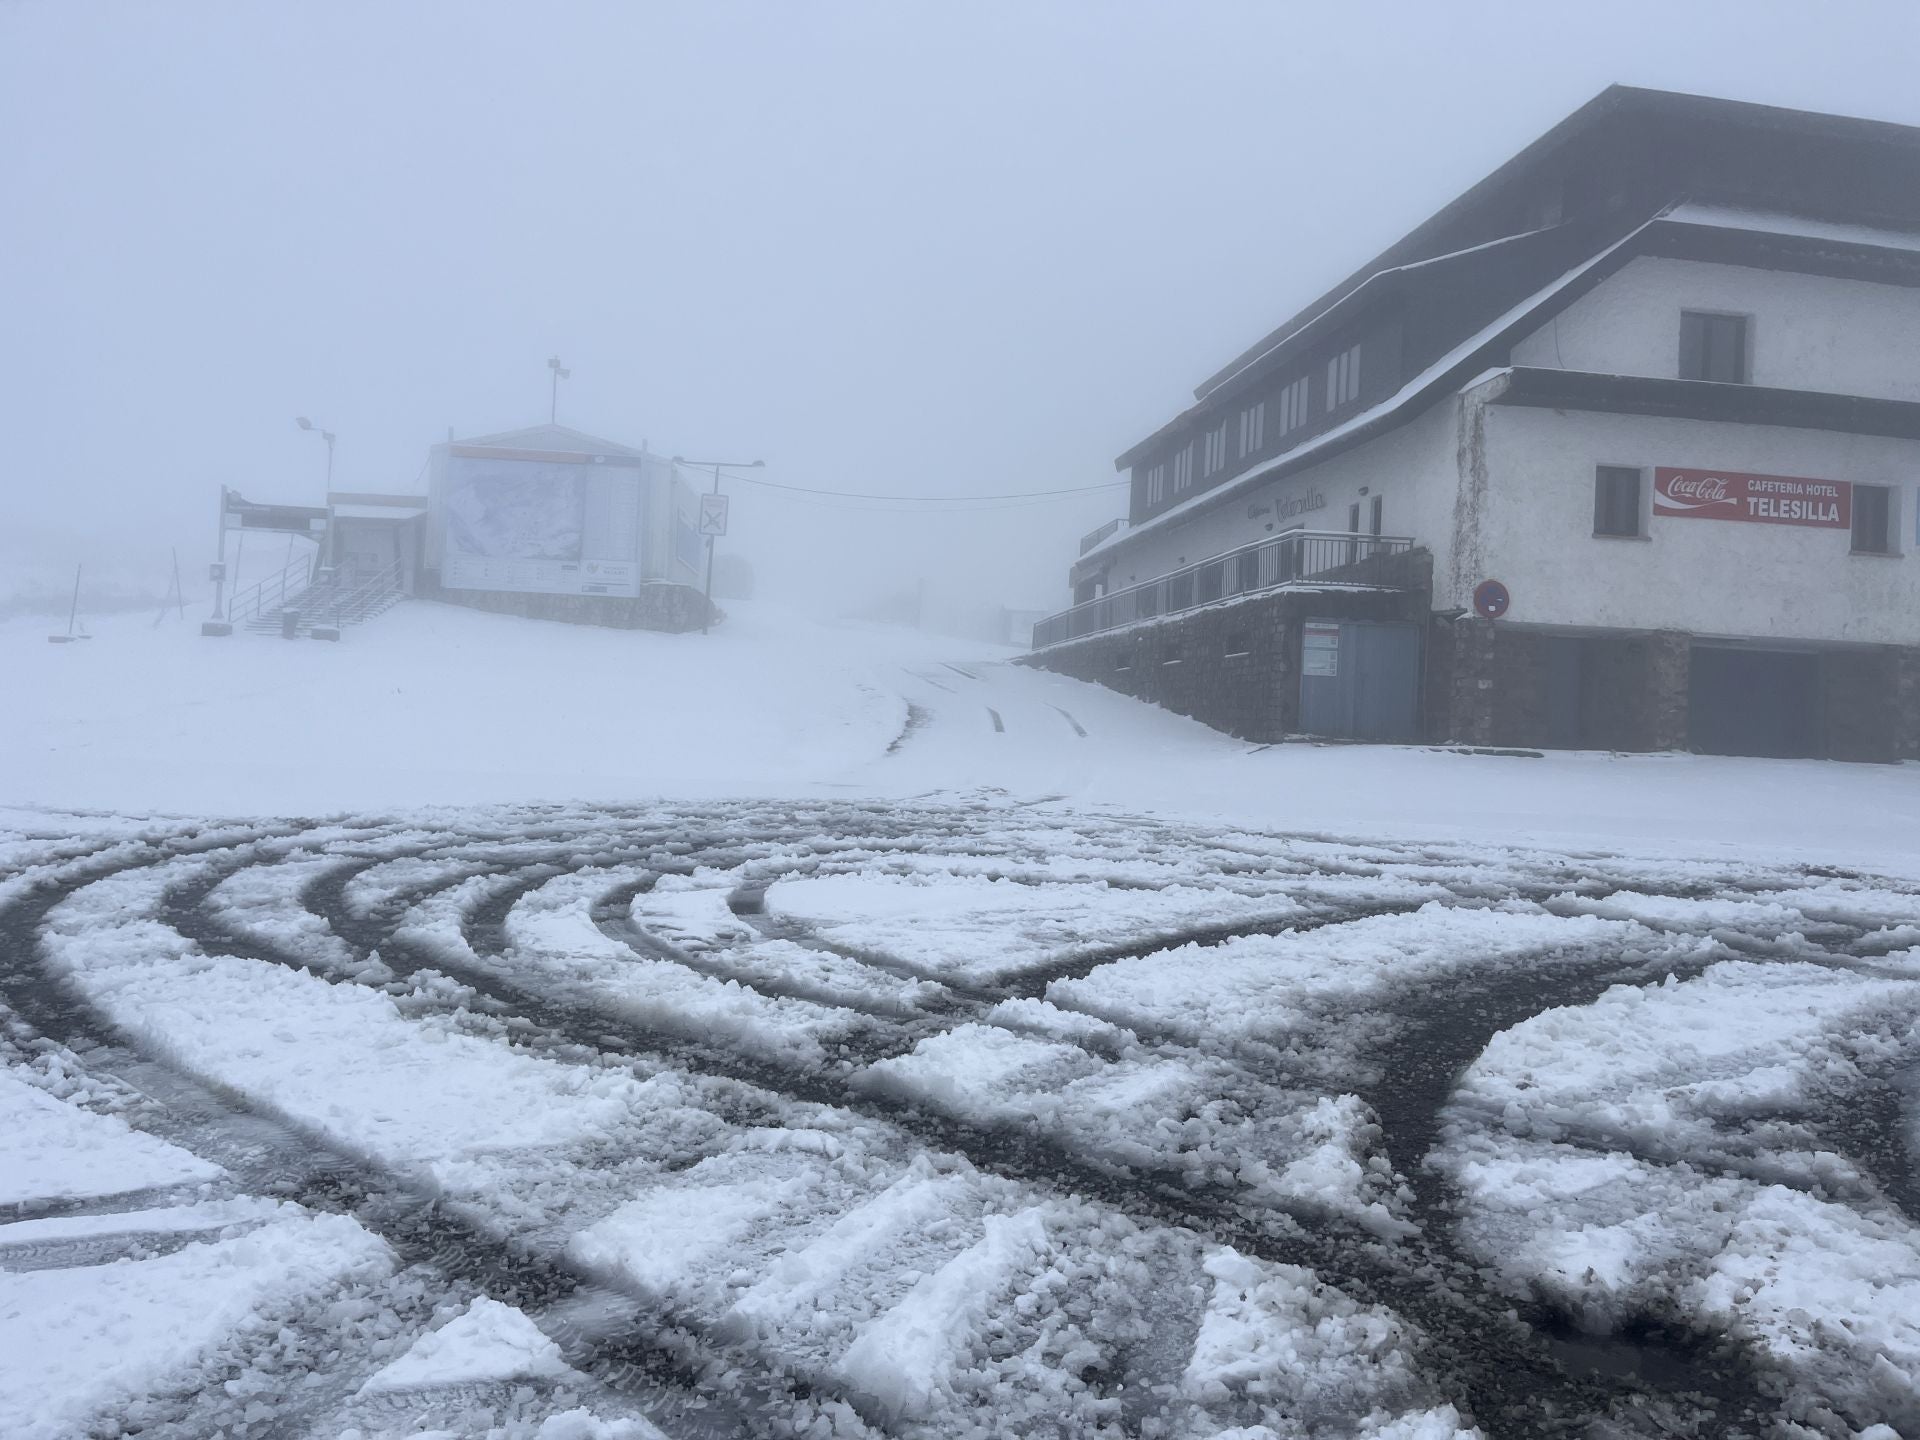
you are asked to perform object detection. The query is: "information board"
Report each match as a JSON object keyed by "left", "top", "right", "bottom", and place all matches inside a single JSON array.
[{"left": 440, "top": 449, "right": 643, "bottom": 597}]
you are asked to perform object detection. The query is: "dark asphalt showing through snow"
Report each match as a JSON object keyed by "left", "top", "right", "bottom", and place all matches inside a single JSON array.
[{"left": 3, "top": 801, "right": 1918, "bottom": 1438}]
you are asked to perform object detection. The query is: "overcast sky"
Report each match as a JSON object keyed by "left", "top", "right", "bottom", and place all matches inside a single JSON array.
[{"left": 6, "top": 0, "right": 1920, "bottom": 616}]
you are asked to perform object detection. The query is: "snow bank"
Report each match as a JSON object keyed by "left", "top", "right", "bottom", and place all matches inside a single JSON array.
[
  {"left": 765, "top": 870, "right": 1316, "bottom": 984},
  {"left": 854, "top": 1022, "right": 1407, "bottom": 1229},
  {"left": 1049, "top": 904, "right": 1654, "bottom": 1044},
  {"left": 0, "top": 1208, "right": 391, "bottom": 1440},
  {"left": 1437, "top": 958, "right": 1920, "bottom": 1430},
  {"left": 41, "top": 861, "right": 661, "bottom": 1192},
  {"left": 0, "top": 1067, "right": 222, "bottom": 1207},
  {"left": 837, "top": 1207, "right": 1051, "bottom": 1420},
  {"left": 357, "top": 1296, "right": 575, "bottom": 1394},
  {"left": 502, "top": 867, "right": 863, "bottom": 1063},
  {"left": 1450, "top": 960, "right": 1920, "bottom": 1171}
]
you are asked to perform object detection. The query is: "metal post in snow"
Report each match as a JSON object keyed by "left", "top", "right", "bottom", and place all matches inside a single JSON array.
[
  {"left": 213, "top": 485, "right": 229, "bottom": 620},
  {"left": 702, "top": 462, "right": 720, "bottom": 635},
  {"left": 65, "top": 564, "right": 81, "bottom": 638}
]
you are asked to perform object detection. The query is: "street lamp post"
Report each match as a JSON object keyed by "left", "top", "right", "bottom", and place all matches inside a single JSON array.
[
  {"left": 297, "top": 416, "right": 337, "bottom": 573},
  {"left": 296, "top": 416, "right": 336, "bottom": 490},
  {"left": 672, "top": 457, "right": 764, "bottom": 634}
]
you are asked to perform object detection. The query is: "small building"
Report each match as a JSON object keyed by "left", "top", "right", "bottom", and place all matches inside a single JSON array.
[
  {"left": 415, "top": 423, "right": 711, "bottom": 631},
  {"left": 1030, "top": 85, "right": 1920, "bottom": 761}
]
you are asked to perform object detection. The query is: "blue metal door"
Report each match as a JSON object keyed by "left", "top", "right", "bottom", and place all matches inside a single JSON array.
[{"left": 1297, "top": 618, "right": 1422, "bottom": 741}]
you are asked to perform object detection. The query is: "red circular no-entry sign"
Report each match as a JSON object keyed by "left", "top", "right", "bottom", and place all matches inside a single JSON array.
[{"left": 1472, "top": 579, "right": 1511, "bottom": 619}]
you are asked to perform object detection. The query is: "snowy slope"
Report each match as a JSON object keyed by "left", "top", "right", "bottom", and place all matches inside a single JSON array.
[{"left": 7, "top": 597, "right": 1920, "bottom": 867}]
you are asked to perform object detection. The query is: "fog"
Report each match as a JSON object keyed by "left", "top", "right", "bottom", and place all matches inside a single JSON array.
[{"left": 5, "top": 0, "right": 1918, "bottom": 625}]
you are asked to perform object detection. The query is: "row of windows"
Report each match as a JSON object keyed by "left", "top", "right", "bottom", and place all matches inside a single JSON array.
[
  {"left": 1204, "top": 423, "right": 1228, "bottom": 478},
  {"left": 1141, "top": 347, "right": 1362, "bottom": 510},
  {"left": 1276, "top": 374, "right": 1310, "bottom": 437},
  {"left": 1239, "top": 402, "right": 1265, "bottom": 457},
  {"left": 1326, "top": 344, "right": 1361, "bottom": 409},
  {"left": 1594, "top": 465, "right": 1897, "bottom": 553}
]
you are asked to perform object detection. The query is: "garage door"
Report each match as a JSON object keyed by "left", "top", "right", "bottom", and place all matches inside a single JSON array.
[
  {"left": 1297, "top": 619, "right": 1422, "bottom": 742},
  {"left": 1687, "top": 645, "right": 1819, "bottom": 758}
]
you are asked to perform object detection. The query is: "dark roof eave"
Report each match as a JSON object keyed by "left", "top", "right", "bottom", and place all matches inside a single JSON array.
[
  {"left": 1491, "top": 368, "right": 1920, "bottom": 438},
  {"left": 1111, "top": 280, "right": 1406, "bottom": 472},
  {"left": 1192, "top": 84, "right": 1920, "bottom": 402}
]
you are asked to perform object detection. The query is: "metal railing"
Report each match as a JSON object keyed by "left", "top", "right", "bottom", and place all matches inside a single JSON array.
[
  {"left": 323, "top": 560, "right": 404, "bottom": 626},
  {"left": 1080, "top": 517, "right": 1128, "bottom": 556},
  {"left": 226, "top": 555, "right": 316, "bottom": 627},
  {"left": 1033, "top": 529, "right": 1417, "bottom": 650}
]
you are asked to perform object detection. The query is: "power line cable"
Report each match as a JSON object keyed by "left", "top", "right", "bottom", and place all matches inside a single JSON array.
[
  {"left": 756, "top": 488, "right": 1116, "bottom": 515},
  {"left": 687, "top": 467, "right": 1127, "bottom": 503}
]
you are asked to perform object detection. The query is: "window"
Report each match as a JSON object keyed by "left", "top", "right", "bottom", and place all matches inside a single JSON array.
[
  {"left": 1679, "top": 311, "right": 1749, "bottom": 384},
  {"left": 1239, "top": 402, "right": 1266, "bottom": 457},
  {"left": 1369, "top": 495, "right": 1383, "bottom": 536},
  {"left": 1326, "top": 344, "right": 1361, "bottom": 410},
  {"left": 1853, "top": 483, "right": 1893, "bottom": 554},
  {"left": 1348, "top": 501, "right": 1362, "bottom": 532},
  {"left": 1173, "top": 445, "right": 1193, "bottom": 492},
  {"left": 1276, "top": 376, "right": 1310, "bottom": 435},
  {"left": 1203, "top": 423, "right": 1228, "bottom": 477},
  {"left": 1593, "top": 465, "right": 1644, "bottom": 537},
  {"left": 1144, "top": 463, "right": 1165, "bottom": 504}
]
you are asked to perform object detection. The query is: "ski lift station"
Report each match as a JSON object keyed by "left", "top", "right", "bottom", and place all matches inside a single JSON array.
[{"left": 206, "top": 424, "right": 713, "bottom": 639}]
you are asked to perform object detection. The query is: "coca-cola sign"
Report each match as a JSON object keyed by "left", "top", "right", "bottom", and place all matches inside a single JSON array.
[{"left": 1652, "top": 467, "right": 1851, "bottom": 529}]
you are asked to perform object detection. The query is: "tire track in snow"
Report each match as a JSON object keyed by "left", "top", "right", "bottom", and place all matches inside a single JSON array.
[
  {"left": 0, "top": 842, "right": 806, "bottom": 1438},
  {"left": 13, "top": 806, "right": 1907, "bottom": 1438}
]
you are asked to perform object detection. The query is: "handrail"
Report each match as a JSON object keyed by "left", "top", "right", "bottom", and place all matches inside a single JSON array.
[
  {"left": 1079, "top": 517, "right": 1128, "bottom": 555},
  {"left": 227, "top": 555, "right": 315, "bottom": 626},
  {"left": 1034, "top": 529, "right": 1417, "bottom": 650},
  {"left": 326, "top": 560, "right": 403, "bottom": 626}
]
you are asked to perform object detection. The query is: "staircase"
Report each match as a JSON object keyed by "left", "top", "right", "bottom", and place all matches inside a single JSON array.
[{"left": 244, "top": 560, "right": 406, "bottom": 637}]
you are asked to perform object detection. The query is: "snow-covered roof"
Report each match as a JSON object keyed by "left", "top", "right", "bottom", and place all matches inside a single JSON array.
[
  {"left": 332, "top": 504, "right": 425, "bottom": 521},
  {"left": 1078, "top": 219, "right": 1657, "bottom": 571},
  {"left": 453, "top": 423, "right": 650, "bottom": 458},
  {"left": 1659, "top": 203, "right": 1920, "bottom": 255},
  {"left": 1196, "top": 225, "right": 1565, "bottom": 403}
]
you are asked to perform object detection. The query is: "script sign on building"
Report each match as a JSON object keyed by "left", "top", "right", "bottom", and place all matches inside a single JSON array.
[{"left": 1653, "top": 467, "right": 1852, "bottom": 529}]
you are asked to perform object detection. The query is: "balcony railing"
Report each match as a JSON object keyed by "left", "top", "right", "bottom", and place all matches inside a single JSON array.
[
  {"left": 1079, "top": 517, "right": 1128, "bottom": 556},
  {"left": 1033, "top": 529, "right": 1417, "bottom": 650}
]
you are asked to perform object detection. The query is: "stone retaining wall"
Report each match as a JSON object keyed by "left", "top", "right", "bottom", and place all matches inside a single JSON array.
[
  {"left": 1020, "top": 587, "right": 1426, "bottom": 743},
  {"left": 417, "top": 574, "right": 714, "bottom": 633}
]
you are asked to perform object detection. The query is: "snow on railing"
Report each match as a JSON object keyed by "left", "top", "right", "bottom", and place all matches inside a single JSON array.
[
  {"left": 1034, "top": 530, "right": 1416, "bottom": 649},
  {"left": 226, "top": 555, "right": 316, "bottom": 627}
]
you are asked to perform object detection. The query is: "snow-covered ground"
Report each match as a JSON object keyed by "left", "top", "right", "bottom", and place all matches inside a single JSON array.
[
  {"left": 7, "top": 602, "right": 1920, "bottom": 1436},
  {"left": 6, "top": 598, "right": 1920, "bottom": 869}
]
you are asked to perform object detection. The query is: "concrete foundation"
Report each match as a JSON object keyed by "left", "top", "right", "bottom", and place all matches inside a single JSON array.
[{"left": 418, "top": 574, "right": 714, "bottom": 633}]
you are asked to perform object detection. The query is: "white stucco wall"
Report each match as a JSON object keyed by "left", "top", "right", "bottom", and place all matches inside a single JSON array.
[
  {"left": 1091, "top": 400, "right": 1465, "bottom": 599},
  {"left": 1511, "top": 256, "right": 1920, "bottom": 401},
  {"left": 1471, "top": 402, "right": 1920, "bottom": 645}
]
